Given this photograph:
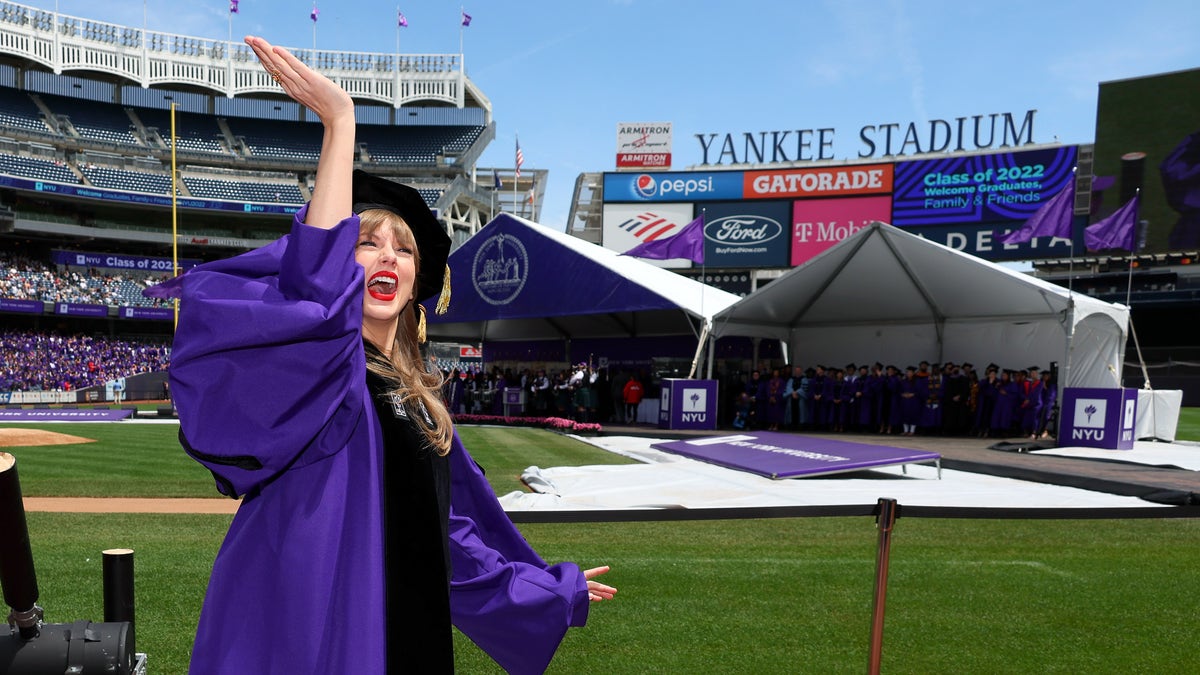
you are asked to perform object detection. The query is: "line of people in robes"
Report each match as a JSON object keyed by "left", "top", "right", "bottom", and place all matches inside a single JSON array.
[{"left": 733, "top": 361, "right": 1057, "bottom": 439}]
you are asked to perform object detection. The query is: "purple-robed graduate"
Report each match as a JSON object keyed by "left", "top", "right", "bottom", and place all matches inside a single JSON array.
[
  {"left": 1020, "top": 374, "right": 1044, "bottom": 436},
  {"left": 920, "top": 374, "right": 944, "bottom": 430},
  {"left": 144, "top": 36, "right": 614, "bottom": 674},
  {"left": 990, "top": 374, "right": 1019, "bottom": 436},
  {"left": 149, "top": 206, "right": 591, "bottom": 675}
]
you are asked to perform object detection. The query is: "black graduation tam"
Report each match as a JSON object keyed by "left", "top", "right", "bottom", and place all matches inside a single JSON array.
[
  {"left": 352, "top": 170, "right": 452, "bottom": 312},
  {"left": 1027, "top": 365, "right": 1041, "bottom": 372},
  {"left": 962, "top": 362, "right": 974, "bottom": 369},
  {"left": 873, "top": 362, "right": 884, "bottom": 369}
]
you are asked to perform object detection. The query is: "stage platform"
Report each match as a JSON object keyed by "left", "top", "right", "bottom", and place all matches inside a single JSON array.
[
  {"left": 500, "top": 426, "right": 1200, "bottom": 511},
  {"left": 651, "top": 432, "right": 940, "bottom": 479}
]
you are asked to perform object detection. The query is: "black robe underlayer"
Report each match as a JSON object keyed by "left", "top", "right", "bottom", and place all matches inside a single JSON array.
[{"left": 365, "top": 352, "right": 453, "bottom": 673}]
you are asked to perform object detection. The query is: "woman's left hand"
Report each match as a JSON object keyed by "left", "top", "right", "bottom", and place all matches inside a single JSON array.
[{"left": 583, "top": 566, "right": 617, "bottom": 602}]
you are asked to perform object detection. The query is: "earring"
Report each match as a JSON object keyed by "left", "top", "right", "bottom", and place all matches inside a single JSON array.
[{"left": 417, "top": 304, "right": 427, "bottom": 344}]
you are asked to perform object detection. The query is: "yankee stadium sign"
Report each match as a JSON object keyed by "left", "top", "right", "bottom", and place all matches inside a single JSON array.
[{"left": 696, "top": 110, "right": 1037, "bottom": 165}]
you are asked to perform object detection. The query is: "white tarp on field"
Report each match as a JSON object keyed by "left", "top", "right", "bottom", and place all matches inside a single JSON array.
[{"left": 497, "top": 435, "right": 1163, "bottom": 511}]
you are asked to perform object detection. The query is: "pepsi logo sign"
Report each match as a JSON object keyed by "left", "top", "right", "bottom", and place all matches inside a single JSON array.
[
  {"left": 704, "top": 215, "right": 784, "bottom": 244},
  {"left": 634, "top": 174, "right": 657, "bottom": 198}
]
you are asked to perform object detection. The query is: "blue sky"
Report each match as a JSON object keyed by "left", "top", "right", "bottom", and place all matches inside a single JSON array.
[{"left": 32, "top": 0, "right": 1200, "bottom": 230}]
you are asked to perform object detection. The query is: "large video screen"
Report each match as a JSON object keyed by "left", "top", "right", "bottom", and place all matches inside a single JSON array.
[{"left": 1093, "top": 67, "right": 1200, "bottom": 252}]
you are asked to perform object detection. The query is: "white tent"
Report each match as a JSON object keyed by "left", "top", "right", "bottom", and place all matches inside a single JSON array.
[
  {"left": 708, "top": 222, "right": 1129, "bottom": 388},
  {"left": 426, "top": 213, "right": 741, "bottom": 342}
]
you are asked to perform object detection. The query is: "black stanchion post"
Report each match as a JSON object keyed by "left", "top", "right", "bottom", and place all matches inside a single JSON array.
[
  {"left": 0, "top": 451, "right": 43, "bottom": 640},
  {"left": 103, "top": 548, "right": 136, "bottom": 656},
  {"left": 868, "top": 497, "right": 899, "bottom": 675}
]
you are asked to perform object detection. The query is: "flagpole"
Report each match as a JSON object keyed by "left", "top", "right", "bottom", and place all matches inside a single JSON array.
[
  {"left": 459, "top": 5, "right": 464, "bottom": 55},
  {"left": 170, "top": 102, "right": 179, "bottom": 330},
  {"left": 513, "top": 134, "right": 519, "bottom": 216}
]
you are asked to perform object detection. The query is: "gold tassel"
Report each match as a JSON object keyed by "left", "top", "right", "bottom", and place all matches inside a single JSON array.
[
  {"left": 417, "top": 303, "right": 427, "bottom": 344},
  {"left": 435, "top": 264, "right": 451, "bottom": 315}
]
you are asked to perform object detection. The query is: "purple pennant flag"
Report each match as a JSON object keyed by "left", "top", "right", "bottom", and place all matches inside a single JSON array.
[
  {"left": 997, "top": 178, "right": 1075, "bottom": 245},
  {"left": 461, "top": 11, "right": 472, "bottom": 26},
  {"left": 621, "top": 214, "right": 706, "bottom": 264},
  {"left": 229, "top": 0, "right": 239, "bottom": 14},
  {"left": 1084, "top": 195, "right": 1139, "bottom": 251},
  {"left": 398, "top": 10, "right": 407, "bottom": 27},
  {"left": 310, "top": 5, "right": 319, "bottom": 22}
]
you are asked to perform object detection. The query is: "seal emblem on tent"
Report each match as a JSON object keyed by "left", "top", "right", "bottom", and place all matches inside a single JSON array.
[{"left": 472, "top": 233, "right": 529, "bottom": 306}]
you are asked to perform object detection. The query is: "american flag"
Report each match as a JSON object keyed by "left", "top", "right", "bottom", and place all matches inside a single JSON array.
[{"left": 515, "top": 137, "right": 524, "bottom": 178}]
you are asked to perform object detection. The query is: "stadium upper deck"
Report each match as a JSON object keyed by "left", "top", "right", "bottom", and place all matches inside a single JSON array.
[{"left": 0, "top": 0, "right": 507, "bottom": 252}]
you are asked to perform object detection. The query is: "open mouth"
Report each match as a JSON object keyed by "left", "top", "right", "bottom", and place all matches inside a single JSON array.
[{"left": 367, "top": 271, "right": 398, "bottom": 301}]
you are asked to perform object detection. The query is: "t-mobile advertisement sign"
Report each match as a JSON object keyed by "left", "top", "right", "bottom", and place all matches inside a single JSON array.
[{"left": 791, "top": 195, "right": 893, "bottom": 265}]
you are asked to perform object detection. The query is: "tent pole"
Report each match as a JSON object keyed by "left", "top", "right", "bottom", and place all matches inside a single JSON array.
[
  {"left": 687, "top": 320, "right": 710, "bottom": 380},
  {"left": 706, "top": 332, "right": 715, "bottom": 379}
]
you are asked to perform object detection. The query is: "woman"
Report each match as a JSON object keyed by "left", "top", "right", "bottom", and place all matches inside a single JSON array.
[{"left": 148, "top": 36, "right": 614, "bottom": 674}]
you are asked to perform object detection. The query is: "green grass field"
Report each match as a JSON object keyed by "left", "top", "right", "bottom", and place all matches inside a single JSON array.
[{"left": 4, "top": 417, "right": 1200, "bottom": 673}]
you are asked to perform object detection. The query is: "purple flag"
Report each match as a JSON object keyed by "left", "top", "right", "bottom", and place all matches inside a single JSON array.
[
  {"left": 621, "top": 214, "right": 705, "bottom": 264},
  {"left": 461, "top": 11, "right": 472, "bottom": 26},
  {"left": 398, "top": 10, "right": 408, "bottom": 27},
  {"left": 1084, "top": 195, "right": 1139, "bottom": 251},
  {"left": 310, "top": 5, "right": 319, "bottom": 22},
  {"left": 229, "top": 0, "right": 239, "bottom": 14},
  {"left": 997, "top": 178, "right": 1075, "bottom": 245},
  {"left": 492, "top": 168, "right": 502, "bottom": 189}
]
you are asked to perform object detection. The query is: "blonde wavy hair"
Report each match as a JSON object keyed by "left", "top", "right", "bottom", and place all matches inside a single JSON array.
[{"left": 358, "top": 209, "right": 452, "bottom": 455}]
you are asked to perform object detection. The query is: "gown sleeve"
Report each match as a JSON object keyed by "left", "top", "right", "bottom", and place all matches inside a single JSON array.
[
  {"left": 447, "top": 432, "right": 590, "bottom": 675},
  {"left": 146, "top": 206, "right": 366, "bottom": 498}
]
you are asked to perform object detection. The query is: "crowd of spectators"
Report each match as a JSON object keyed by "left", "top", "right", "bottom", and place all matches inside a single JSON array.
[
  {"left": 0, "top": 329, "right": 171, "bottom": 392},
  {"left": 0, "top": 253, "right": 172, "bottom": 307}
]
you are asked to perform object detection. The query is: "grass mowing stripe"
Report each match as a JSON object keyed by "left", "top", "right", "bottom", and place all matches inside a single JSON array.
[{"left": 23, "top": 514, "right": 1200, "bottom": 674}]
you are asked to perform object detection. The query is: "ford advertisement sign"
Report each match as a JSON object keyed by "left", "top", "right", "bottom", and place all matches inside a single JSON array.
[{"left": 700, "top": 201, "right": 791, "bottom": 268}]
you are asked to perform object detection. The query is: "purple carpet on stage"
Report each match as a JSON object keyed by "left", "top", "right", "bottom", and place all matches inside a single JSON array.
[
  {"left": 0, "top": 409, "right": 135, "bottom": 421},
  {"left": 652, "top": 432, "right": 941, "bottom": 479}
]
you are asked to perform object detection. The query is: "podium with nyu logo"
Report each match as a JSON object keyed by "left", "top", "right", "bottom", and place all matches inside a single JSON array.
[
  {"left": 658, "top": 379, "right": 718, "bottom": 431},
  {"left": 1059, "top": 387, "right": 1138, "bottom": 450}
]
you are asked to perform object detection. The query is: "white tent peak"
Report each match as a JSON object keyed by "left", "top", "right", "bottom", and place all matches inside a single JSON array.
[{"left": 710, "top": 221, "right": 1128, "bottom": 388}]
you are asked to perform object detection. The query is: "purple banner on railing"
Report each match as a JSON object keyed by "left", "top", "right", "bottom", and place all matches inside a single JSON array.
[
  {"left": 54, "top": 302, "right": 108, "bottom": 317},
  {"left": 119, "top": 306, "right": 174, "bottom": 320},
  {"left": 0, "top": 409, "right": 134, "bottom": 421},
  {"left": 51, "top": 249, "right": 200, "bottom": 273},
  {"left": 0, "top": 298, "right": 43, "bottom": 314}
]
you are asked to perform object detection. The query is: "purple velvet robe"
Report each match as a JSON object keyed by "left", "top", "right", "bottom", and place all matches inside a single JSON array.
[{"left": 147, "top": 208, "right": 587, "bottom": 675}]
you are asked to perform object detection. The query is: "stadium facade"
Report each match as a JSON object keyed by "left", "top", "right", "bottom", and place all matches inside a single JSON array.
[
  {"left": 567, "top": 70, "right": 1200, "bottom": 399},
  {"left": 0, "top": 1, "right": 548, "bottom": 400}
]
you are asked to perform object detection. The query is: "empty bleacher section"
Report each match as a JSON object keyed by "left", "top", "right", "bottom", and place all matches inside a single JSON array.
[
  {"left": 183, "top": 174, "right": 304, "bottom": 204},
  {"left": 229, "top": 117, "right": 323, "bottom": 162},
  {"left": 0, "top": 86, "right": 52, "bottom": 135},
  {"left": 78, "top": 164, "right": 173, "bottom": 194},
  {"left": 0, "top": 151, "right": 79, "bottom": 184},
  {"left": 136, "top": 107, "right": 230, "bottom": 156},
  {"left": 357, "top": 124, "right": 484, "bottom": 165},
  {"left": 37, "top": 92, "right": 141, "bottom": 146}
]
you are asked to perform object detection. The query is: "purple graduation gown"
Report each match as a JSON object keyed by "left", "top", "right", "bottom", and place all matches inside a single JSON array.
[{"left": 148, "top": 208, "right": 587, "bottom": 675}]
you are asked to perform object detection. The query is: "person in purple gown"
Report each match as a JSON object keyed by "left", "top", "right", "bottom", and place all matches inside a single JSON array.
[
  {"left": 855, "top": 364, "right": 875, "bottom": 432},
  {"left": 765, "top": 367, "right": 787, "bottom": 431},
  {"left": 898, "top": 366, "right": 922, "bottom": 436},
  {"left": 883, "top": 365, "right": 901, "bottom": 434},
  {"left": 990, "top": 369, "right": 1019, "bottom": 437},
  {"left": 1020, "top": 366, "right": 1044, "bottom": 438},
  {"left": 147, "top": 36, "right": 614, "bottom": 675},
  {"left": 920, "top": 367, "right": 945, "bottom": 433},
  {"left": 1037, "top": 369, "right": 1057, "bottom": 438},
  {"left": 974, "top": 366, "right": 999, "bottom": 437}
]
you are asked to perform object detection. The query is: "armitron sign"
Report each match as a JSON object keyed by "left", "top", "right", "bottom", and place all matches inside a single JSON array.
[{"left": 617, "top": 122, "right": 673, "bottom": 169}]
